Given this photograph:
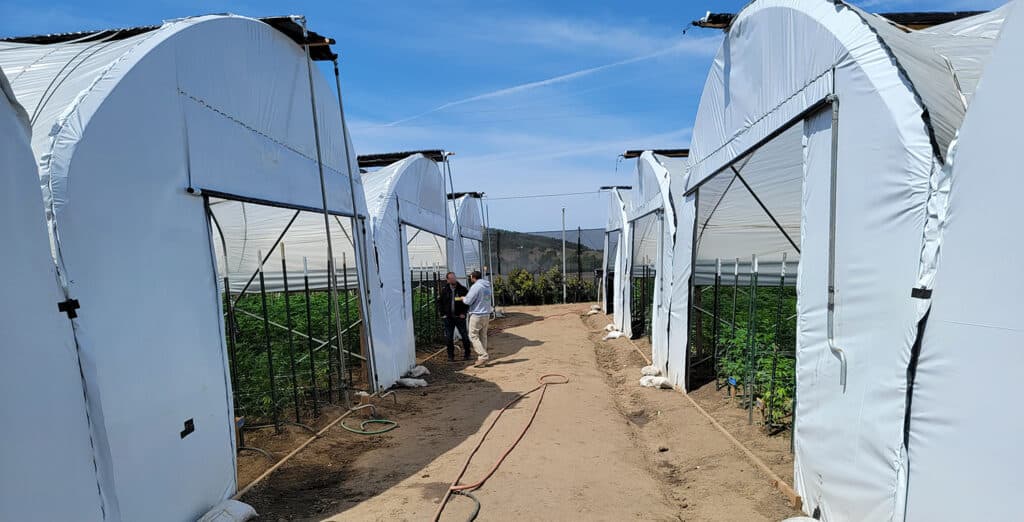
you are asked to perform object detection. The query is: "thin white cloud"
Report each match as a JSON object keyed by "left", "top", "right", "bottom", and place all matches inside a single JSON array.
[
  {"left": 488, "top": 16, "right": 713, "bottom": 57},
  {"left": 382, "top": 38, "right": 711, "bottom": 127}
]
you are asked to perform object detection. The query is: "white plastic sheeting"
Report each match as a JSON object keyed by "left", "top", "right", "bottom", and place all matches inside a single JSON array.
[
  {"left": 695, "top": 123, "right": 802, "bottom": 266},
  {"left": 675, "top": 2, "right": 1004, "bottom": 519},
  {"left": 407, "top": 226, "right": 449, "bottom": 271},
  {"left": 361, "top": 154, "right": 450, "bottom": 390},
  {"left": 906, "top": 2, "right": 1020, "bottom": 519},
  {"left": 0, "top": 69, "right": 110, "bottom": 522},
  {"left": 210, "top": 200, "right": 360, "bottom": 293},
  {"left": 0, "top": 15, "right": 371, "bottom": 521}
]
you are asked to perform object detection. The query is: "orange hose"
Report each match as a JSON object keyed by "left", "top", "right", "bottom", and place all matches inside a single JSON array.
[{"left": 432, "top": 374, "right": 569, "bottom": 521}]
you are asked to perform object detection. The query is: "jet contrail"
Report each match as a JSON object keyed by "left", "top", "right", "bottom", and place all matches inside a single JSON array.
[{"left": 383, "top": 42, "right": 688, "bottom": 127}]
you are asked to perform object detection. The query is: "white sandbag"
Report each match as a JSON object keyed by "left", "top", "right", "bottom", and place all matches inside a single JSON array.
[
  {"left": 197, "top": 500, "right": 257, "bottom": 522},
  {"left": 640, "top": 376, "right": 672, "bottom": 389},
  {"left": 591, "top": 305, "right": 601, "bottom": 311},
  {"left": 395, "top": 378, "right": 428, "bottom": 388},
  {"left": 641, "top": 365, "right": 662, "bottom": 377},
  {"left": 404, "top": 365, "right": 430, "bottom": 378},
  {"left": 603, "top": 331, "right": 624, "bottom": 340},
  {"left": 585, "top": 309, "right": 601, "bottom": 316},
  {"left": 604, "top": 324, "right": 617, "bottom": 332}
]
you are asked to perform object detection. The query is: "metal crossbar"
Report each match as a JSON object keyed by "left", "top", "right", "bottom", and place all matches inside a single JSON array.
[{"left": 731, "top": 167, "right": 801, "bottom": 254}]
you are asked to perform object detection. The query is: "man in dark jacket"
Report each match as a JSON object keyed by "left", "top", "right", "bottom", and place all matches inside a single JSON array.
[{"left": 437, "top": 271, "right": 471, "bottom": 361}]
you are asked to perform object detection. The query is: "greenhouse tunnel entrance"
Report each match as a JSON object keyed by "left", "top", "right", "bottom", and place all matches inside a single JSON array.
[
  {"left": 630, "top": 211, "right": 663, "bottom": 339},
  {"left": 405, "top": 224, "right": 451, "bottom": 355},
  {"left": 686, "top": 119, "right": 804, "bottom": 438},
  {"left": 206, "top": 196, "right": 369, "bottom": 445}
]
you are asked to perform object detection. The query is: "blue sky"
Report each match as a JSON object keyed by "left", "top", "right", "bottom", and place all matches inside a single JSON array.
[{"left": 0, "top": 0, "right": 1004, "bottom": 231}]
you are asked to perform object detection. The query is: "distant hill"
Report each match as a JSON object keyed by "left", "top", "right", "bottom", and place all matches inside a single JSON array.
[{"left": 488, "top": 228, "right": 603, "bottom": 277}]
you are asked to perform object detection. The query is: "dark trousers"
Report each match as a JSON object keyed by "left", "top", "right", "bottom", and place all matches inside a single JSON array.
[{"left": 443, "top": 316, "right": 471, "bottom": 358}]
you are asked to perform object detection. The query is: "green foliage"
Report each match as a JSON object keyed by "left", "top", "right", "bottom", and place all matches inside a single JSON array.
[
  {"left": 410, "top": 280, "right": 444, "bottom": 348},
  {"left": 493, "top": 268, "right": 596, "bottom": 305},
  {"left": 695, "top": 283, "right": 797, "bottom": 428},
  {"left": 229, "top": 288, "right": 363, "bottom": 423}
]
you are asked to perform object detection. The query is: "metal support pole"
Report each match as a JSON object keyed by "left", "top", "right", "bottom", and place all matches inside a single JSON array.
[
  {"left": 413, "top": 270, "right": 419, "bottom": 347},
  {"left": 257, "top": 250, "right": 280, "bottom": 430},
  {"left": 303, "top": 257, "right": 319, "bottom": 417},
  {"left": 645, "top": 264, "right": 651, "bottom": 335},
  {"left": 483, "top": 199, "right": 499, "bottom": 315},
  {"left": 325, "top": 258, "right": 335, "bottom": 403},
  {"left": 495, "top": 230, "right": 502, "bottom": 275},
  {"left": 344, "top": 253, "right": 352, "bottom": 370},
  {"left": 577, "top": 226, "right": 582, "bottom": 302},
  {"left": 768, "top": 252, "right": 787, "bottom": 429},
  {"left": 299, "top": 19, "right": 348, "bottom": 405},
  {"left": 731, "top": 258, "right": 739, "bottom": 339},
  {"left": 712, "top": 258, "right": 721, "bottom": 386},
  {"left": 826, "top": 94, "right": 846, "bottom": 390},
  {"left": 747, "top": 254, "right": 759, "bottom": 425},
  {"left": 561, "top": 207, "right": 567, "bottom": 303},
  {"left": 342, "top": 253, "right": 352, "bottom": 383},
  {"left": 334, "top": 258, "right": 346, "bottom": 390},
  {"left": 330, "top": 50, "right": 377, "bottom": 393},
  {"left": 281, "top": 246, "right": 300, "bottom": 423}
]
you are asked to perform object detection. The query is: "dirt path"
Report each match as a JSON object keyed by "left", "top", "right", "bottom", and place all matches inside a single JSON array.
[{"left": 242, "top": 304, "right": 798, "bottom": 521}]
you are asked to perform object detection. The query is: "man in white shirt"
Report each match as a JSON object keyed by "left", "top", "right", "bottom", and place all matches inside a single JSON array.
[{"left": 462, "top": 270, "right": 493, "bottom": 367}]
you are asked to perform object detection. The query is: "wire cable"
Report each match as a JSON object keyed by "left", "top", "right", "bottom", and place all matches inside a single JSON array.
[{"left": 487, "top": 190, "right": 600, "bottom": 201}]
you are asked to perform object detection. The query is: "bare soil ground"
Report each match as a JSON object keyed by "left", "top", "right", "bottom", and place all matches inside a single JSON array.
[{"left": 239, "top": 304, "right": 799, "bottom": 521}]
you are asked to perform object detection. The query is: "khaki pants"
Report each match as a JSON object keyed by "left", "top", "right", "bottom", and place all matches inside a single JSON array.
[{"left": 468, "top": 314, "right": 491, "bottom": 360}]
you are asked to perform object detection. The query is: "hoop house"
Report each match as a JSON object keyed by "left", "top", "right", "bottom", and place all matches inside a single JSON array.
[
  {"left": 361, "top": 153, "right": 450, "bottom": 389},
  {"left": 907, "top": 3, "right": 1020, "bottom": 519},
  {"left": 0, "top": 14, "right": 372, "bottom": 521},
  {"left": 676, "top": 2, "right": 1004, "bottom": 519},
  {"left": 0, "top": 69, "right": 112, "bottom": 521}
]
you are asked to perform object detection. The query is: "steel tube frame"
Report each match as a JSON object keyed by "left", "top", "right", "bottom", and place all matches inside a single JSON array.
[
  {"left": 825, "top": 94, "right": 847, "bottom": 390},
  {"left": 257, "top": 250, "right": 281, "bottom": 430},
  {"left": 746, "top": 254, "right": 759, "bottom": 425},
  {"left": 767, "top": 253, "right": 787, "bottom": 429},
  {"left": 712, "top": 259, "right": 722, "bottom": 388},
  {"left": 303, "top": 257, "right": 319, "bottom": 417},
  {"left": 281, "top": 246, "right": 301, "bottom": 423},
  {"left": 298, "top": 18, "right": 348, "bottom": 405},
  {"left": 328, "top": 46, "right": 378, "bottom": 393}
]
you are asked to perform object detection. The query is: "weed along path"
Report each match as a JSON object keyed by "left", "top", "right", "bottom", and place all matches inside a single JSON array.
[{"left": 242, "top": 304, "right": 798, "bottom": 521}]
